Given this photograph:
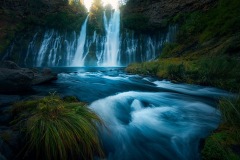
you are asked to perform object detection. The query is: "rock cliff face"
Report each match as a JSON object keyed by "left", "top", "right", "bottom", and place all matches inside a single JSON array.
[{"left": 123, "top": 0, "right": 217, "bottom": 26}]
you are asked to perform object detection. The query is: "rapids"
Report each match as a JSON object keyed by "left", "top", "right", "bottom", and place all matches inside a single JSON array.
[{"left": 32, "top": 67, "right": 228, "bottom": 160}]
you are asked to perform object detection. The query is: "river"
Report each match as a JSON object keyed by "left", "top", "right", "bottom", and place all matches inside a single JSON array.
[{"left": 15, "top": 67, "right": 231, "bottom": 159}]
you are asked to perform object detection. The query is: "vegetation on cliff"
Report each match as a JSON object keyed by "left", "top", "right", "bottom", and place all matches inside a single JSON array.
[
  {"left": 0, "top": 0, "right": 87, "bottom": 54},
  {"left": 88, "top": 0, "right": 104, "bottom": 34},
  {"left": 12, "top": 94, "right": 104, "bottom": 160},
  {"left": 126, "top": 0, "right": 240, "bottom": 92},
  {"left": 121, "top": 0, "right": 217, "bottom": 32},
  {"left": 126, "top": 0, "right": 240, "bottom": 158}
]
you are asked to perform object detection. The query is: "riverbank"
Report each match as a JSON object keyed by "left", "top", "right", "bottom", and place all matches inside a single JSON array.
[
  {"left": 126, "top": 0, "right": 240, "bottom": 158},
  {"left": 126, "top": 49, "right": 240, "bottom": 160},
  {"left": 0, "top": 67, "right": 228, "bottom": 159}
]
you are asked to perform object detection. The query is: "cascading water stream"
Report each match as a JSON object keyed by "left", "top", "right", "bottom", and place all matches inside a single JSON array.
[
  {"left": 30, "top": 67, "right": 229, "bottom": 160},
  {"left": 102, "top": 10, "right": 121, "bottom": 66},
  {"left": 72, "top": 16, "right": 89, "bottom": 66},
  {"left": 36, "top": 30, "right": 54, "bottom": 66},
  {"left": 2, "top": 11, "right": 178, "bottom": 67}
]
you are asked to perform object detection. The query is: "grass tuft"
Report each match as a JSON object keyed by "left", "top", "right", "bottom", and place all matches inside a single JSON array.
[
  {"left": 202, "top": 95, "right": 240, "bottom": 160},
  {"left": 12, "top": 94, "right": 104, "bottom": 160}
]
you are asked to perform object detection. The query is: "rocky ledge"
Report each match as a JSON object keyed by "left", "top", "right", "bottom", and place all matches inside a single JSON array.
[{"left": 0, "top": 61, "right": 57, "bottom": 94}]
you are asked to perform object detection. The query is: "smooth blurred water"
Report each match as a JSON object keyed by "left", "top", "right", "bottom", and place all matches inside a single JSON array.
[{"left": 32, "top": 67, "right": 229, "bottom": 160}]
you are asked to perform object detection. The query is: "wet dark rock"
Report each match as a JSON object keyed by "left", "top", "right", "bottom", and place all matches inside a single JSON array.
[
  {"left": 0, "top": 61, "right": 21, "bottom": 70},
  {"left": 32, "top": 68, "right": 58, "bottom": 85},
  {"left": 0, "top": 131, "right": 14, "bottom": 159},
  {"left": 0, "top": 68, "right": 34, "bottom": 93},
  {"left": 0, "top": 95, "right": 20, "bottom": 107},
  {"left": 0, "top": 129, "right": 21, "bottom": 160},
  {"left": 0, "top": 153, "right": 7, "bottom": 160},
  {"left": 0, "top": 61, "right": 57, "bottom": 93}
]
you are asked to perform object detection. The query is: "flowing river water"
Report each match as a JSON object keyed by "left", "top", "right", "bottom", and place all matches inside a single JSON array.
[{"left": 31, "top": 67, "right": 229, "bottom": 160}]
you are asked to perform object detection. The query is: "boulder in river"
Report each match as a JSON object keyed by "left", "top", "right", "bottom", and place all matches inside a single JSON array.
[
  {"left": 0, "top": 61, "right": 57, "bottom": 94},
  {"left": 32, "top": 68, "right": 58, "bottom": 85},
  {"left": 0, "top": 68, "right": 34, "bottom": 93}
]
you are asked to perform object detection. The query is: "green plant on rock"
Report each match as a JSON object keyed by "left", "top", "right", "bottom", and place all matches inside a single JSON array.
[{"left": 12, "top": 94, "right": 104, "bottom": 160}]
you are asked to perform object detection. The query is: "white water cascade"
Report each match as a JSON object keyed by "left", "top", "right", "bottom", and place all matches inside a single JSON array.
[
  {"left": 72, "top": 16, "right": 89, "bottom": 66},
  {"left": 102, "top": 10, "right": 121, "bottom": 66},
  {"left": 36, "top": 30, "right": 54, "bottom": 66},
  {"left": 2, "top": 12, "right": 178, "bottom": 67}
]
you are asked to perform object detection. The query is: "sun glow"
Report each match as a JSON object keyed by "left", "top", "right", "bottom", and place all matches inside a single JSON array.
[{"left": 84, "top": 0, "right": 119, "bottom": 11}]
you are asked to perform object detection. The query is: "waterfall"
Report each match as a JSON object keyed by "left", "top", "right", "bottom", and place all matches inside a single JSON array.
[
  {"left": 64, "top": 31, "right": 77, "bottom": 66},
  {"left": 25, "top": 32, "right": 38, "bottom": 65},
  {"left": 2, "top": 12, "right": 178, "bottom": 67},
  {"left": 36, "top": 30, "right": 54, "bottom": 67},
  {"left": 72, "top": 16, "right": 89, "bottom": 66},
  {"left": 102, "top": 10, "right": 121, "bottom": 66}
]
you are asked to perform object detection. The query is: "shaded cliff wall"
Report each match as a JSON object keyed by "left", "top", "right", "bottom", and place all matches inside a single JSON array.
[{"left": 122, "top": 0, "right": 217, "bottom": 30}]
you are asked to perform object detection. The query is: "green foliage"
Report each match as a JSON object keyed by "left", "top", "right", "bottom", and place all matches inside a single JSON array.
[
  {"left": 43, "top": 11, "right": 86, "bottom": 30},
  {"left": 88, "top": 0, "right": 104, "bottom": 33},
  {"left": 167, "top": 63, "right": 186, "bottom": 81},
  {"left": 126, "top": 55, "right": 240, "bottom": 91},
  {"left": 12, "top": 94, "right": 104, "bottom": 160},
  {"left": 202, "top": 131, "right": 240, "bottom": 160},
  {"left": 122, "top": 13, "right": 150, "bottom": 32},
  {"left": 202, "top": 95, "right": 240, "bottom": 160},
  {"left": 0, "top": 9, "right": 25, "bottom": 54},
  {"left": 178, "top": 12, "right": 204, "bottom": 40},
  {"left": 160, "top": 43, "right": 180, "bottom": 58},
  {"left": 197, "top": 57, "right": 240, "bottom": 90},
  {"left": 126, "top": 61, "right": 159, "bottom": 75},
  {"left": 62, "top": 96, "right": 80, "bottom": 103},
  {"left": 26, "top": 0, "right": 45, "bottom": 14},
  {"left": 176, "top": 0, "right": 240, "bottom": 43},
  {"left": 199, "top": 0, "right": 240, "bottom": 42},
  {"left": 219, "top": 96, "right": 240, "bottom": 128}
]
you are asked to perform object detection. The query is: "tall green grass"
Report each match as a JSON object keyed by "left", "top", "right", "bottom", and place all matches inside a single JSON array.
[
  {"left": 202, "top": 95, "right": 240, "bottom": 160},
  {"left": 12, "top": 94, "right": 104, "bottom": 160},
  {"left": 219, "top": 95, "right": 240, "bottom": 128},
  {"left": 126, "top": 55, "right": 240, "bottom": 91}
]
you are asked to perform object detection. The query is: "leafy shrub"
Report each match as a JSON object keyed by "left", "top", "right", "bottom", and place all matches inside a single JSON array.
[{"left": 12, "top": 94, "right": 104, "bottom": 160}]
